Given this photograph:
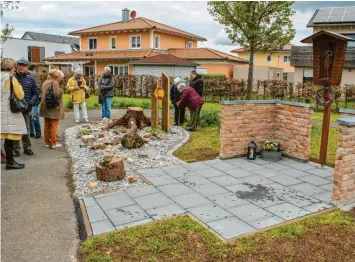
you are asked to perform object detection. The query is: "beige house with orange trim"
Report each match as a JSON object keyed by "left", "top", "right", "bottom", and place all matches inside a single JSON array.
[{"left": 44, "top": 8, "right": 247, "bottom": 78}]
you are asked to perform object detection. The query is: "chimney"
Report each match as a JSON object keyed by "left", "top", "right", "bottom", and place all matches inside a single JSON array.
[{"left": 122, "top": 8, "right": 130, "bottom": 22}]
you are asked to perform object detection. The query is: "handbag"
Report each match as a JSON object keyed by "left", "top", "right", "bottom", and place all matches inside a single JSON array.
[
  {"left": 9, "top": 76, "right": 28, "bottom": 113},
  {"left": 85, "top": 90, "right": 90, "bottom": 99}
]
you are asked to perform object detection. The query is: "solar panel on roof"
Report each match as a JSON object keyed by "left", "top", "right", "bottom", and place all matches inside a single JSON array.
[{"left": 313, "top": 6, "right": 355, "bottom": 23}]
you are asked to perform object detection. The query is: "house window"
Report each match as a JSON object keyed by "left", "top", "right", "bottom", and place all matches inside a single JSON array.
[
  {"left": 154, "top": 35, "right": 160, "bottom": 49},
  {"left": 266, "top": 54, "right": 272, "bottom": 62},
  {"left": 88, "top": 38, "right": 97, "bottom": 50},
  {"left": 283, "top": 72, "right": 288, "bottom": 80},
  {"left": 186, "top": 41, "right": 193, "bottom": 48},
  {"left": 110, "top": 36, "right": 116, "bottom": 49},
  {"left": 130, "top": 35, "right": 141, "bottom": 49},
  {"left": 283, "top": 55, "right": 290, "bottom": 63},
  {"left": 303, "top": 69, "right": 313, "bottom": 84},
  {"left": 109, "top": 65, "right": 129, "bottom": 75},
  {"left": 55, "top": 51, "right": 65, "bottom": 56},
  {"left": 27, "top": 46, "right": 45, "bottom": 63}
]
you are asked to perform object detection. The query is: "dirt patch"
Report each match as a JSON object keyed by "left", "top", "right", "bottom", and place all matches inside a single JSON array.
[{"left": 349, "top": 208, "right": 355, "bottom": 218}]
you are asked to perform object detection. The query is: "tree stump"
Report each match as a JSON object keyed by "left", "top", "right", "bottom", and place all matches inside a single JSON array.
[
  {"left": 104, "top": 107, "right": 151, "bottom": 149},
  {"left": 96, "top": 157, "right": 126, "bottom": 181}
]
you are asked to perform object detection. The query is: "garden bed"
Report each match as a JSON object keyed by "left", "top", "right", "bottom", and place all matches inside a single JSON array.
[{"left": 65, "top": 120, "right": 189, "bottom": 197}]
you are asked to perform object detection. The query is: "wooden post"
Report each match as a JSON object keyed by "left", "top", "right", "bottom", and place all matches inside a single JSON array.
[
  {"left": 319, "top": 86, "right": 331, "bottom": 165},
  {"left": 151, "top": 82, "right": 159, "bottom": 128},
  {"left": 161, "top": 72, "right": 170, "bottom": 131}
]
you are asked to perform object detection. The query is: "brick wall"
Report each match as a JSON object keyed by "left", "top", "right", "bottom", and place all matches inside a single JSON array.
[
  {"left": 332, "top": 119, "right": 355, "bottom": 201},
  {"left": 220, "top": 100, "right": 313, "bottom": 161}
]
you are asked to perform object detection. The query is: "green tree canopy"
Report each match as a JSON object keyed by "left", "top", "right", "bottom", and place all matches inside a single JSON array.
[
  {"left": 208, "top": 1, "right": 296, "bottom": 99},
  {"left": 1, "top": 1, "right": 20, "bottom": 44}
]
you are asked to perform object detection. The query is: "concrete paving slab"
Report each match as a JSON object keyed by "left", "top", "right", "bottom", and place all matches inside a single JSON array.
[
  {"left": 312, "top": 191, "right": 332, "bottom": 203},
  {"left": 157, "top": 183, "right": 194, "bottom": 197},
  {"left": 251, "top": 157, "right": 270, "bottom": 165},
  {"left": 224, "top": 158, "right": 250, "bottom": 166},
  {"left": 91, "top": 220, "right": 115, "bottom": 235},
  {"left": 171, "top": 192, "right": 212, "bottom": 209},
  {"left": 302, "top": 202, "right": 333, "bottom": 213},
  {"left": 183, "top": 162, "right": 211, "bottom": 171},
  {"left": 194, "top": 168, "right": 226, "bottom": 178},
  {"left": 208, "top": 193, "right": 249, "bottom": 209},
  {"left": 207, "top": 217, "right": 256, "bottom": 239},
  {"left": 282, "top": 194, "right": 321, "bottom": 208},
  {"left": 269, "top": 175, "right": 304, "bottom": 186},
  {"left": 266, "top": 203, "right": 310, "bottom": 220},
  {"left": 290, "top": 183, "right": 326, "bottom": 196},
  {"left": 146, "top": 204, "right": 186, "bottom": 220},
  {"left": 125, "top": 185, "right": 159, "bottom": 198},
  {"left": 277, "top": 158, "right": 300, "bottom": 167},
  {"left": 262, "top": 163, "right": 290, "bottom": 171},
  {"left": 299, "top": 175, "right": 331, "bottom": 186},
  {"left": 188, "top": 204, "right": 233, "bottom": 223},
  {"left": 239, "top": 175, "right": 274, "bottom": 186},
  {"left": 177, "top": 175, "right": 211, "bottom": 187},
  {"left": 106, "top": 205, "right": 150, "bottom": 226},
  {"left": 147, "top": 175, "right": 179, "bottom": 186},
  {"left": 208, "top": 175, "right": 242, "bottom": 187},
  {"left": 305, "top": 168, "right": 333, "bottom": 178},
  {"left": 95, "top": 191, "right": 135, "bottom": 211},
  {"left": 134, "top": 192, "right": 174, "bottom": 210},
  {"left": 238, "top": 162, "right": 264, "bottom": 171},
  {"left": 86, "top": 206, "right": 108, "bottom": 223},
  {"left": 115, "top": 218, "right": 154, "bottom": 230},
  {"left": 223, "top": 168, "right": 255, "bottom": 178},
  {"left": 248, "top": 216, "right": 285, "bottom": 230},
  {"left": 228, "top": 203, "right": 274, "bottom": 222},
  {"left": 137, "top": 167, "right": 166, "bottom": 177},
  {"left": 191, "top": 183, "right": 229, "bottom": 197},
  {"left": 208, "top": 161, "right": 236, "bottom": 171},
  {"left": 288, "top": 163, "right": 315, "bottom": 171},
  {"left": 280, "top": 168, "right": 310, "bottom": 178},
  {"left": 225, "top": 183, "right": 255, "bottom": 194},
  {"left": 319, "top": 183, "right": 333, "bottom": 191},
  {"left": 84, "top": 197, "right": 98, "bottom": 207},
  {"left": 251, "top": 168, "right": 280, "bottom": 178},
  {"left": 160, "top": 165, "right": 192, "bottom": 178},
  {"left": 248, "top": 196, "right": 286, "bottom": 209}
]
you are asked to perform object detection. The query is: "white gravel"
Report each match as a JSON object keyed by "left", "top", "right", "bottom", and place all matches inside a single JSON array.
[{"left": 65, "top": 123, "right": 189, "bottom": 197}]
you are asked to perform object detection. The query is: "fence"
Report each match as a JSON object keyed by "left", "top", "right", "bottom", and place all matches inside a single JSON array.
[{"left": 34, "top": 73, "right": 355, "bottom": 109}]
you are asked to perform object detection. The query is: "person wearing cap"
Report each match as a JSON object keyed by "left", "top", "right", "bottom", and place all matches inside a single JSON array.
[
  {"left": 189, "top": 70, "right": 204, "bottom": 97},
  {"left": 170, "top": 77, "right": 185, "bottom": 126},
  {"left": 67, "top": 68, "right": 89, "bottom": 123},
  {"left": 176, "top": 83, "right": 204, "bottom": 131},
  {"left": 98, "top": 67, "right": 115, "bottom": 119},
  {"left": 13, "top": 57, "right": 41, "bottom": 156}
]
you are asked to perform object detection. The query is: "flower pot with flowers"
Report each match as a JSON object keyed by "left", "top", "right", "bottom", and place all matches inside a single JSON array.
[{"left": 261, "top": 141, "right": 283, "bottom": 162}]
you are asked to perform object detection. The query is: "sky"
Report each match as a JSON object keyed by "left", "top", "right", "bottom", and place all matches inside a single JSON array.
[{"left": 1, "top": 1, "right": 355, "bottom": 54}]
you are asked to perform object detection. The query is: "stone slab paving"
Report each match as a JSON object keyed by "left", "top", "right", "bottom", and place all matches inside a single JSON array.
[{"left": 82, "top": 157, "right": 334, "bottom": 240}]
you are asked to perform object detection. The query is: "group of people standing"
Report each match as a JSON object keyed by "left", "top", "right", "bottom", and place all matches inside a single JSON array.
[{"left": 170, "top": 70, "right": 204, "bottom": 131}]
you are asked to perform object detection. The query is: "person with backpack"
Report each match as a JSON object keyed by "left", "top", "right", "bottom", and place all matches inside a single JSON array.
[
  {"left": 39, "top": 69, "right": 64, "bottom": 149},
  {"left": 98, "top": 67, "right": 115, "bottom": 119}
]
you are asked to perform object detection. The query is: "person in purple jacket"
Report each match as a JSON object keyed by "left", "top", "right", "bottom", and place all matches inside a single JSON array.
[{"left": 176, "top": 83, "right": 204, "bottom": 131}]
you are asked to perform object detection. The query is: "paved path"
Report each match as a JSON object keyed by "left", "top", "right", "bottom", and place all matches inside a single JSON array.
[{"left": 83, "top": 157, "right": 334, "bottom": 239}]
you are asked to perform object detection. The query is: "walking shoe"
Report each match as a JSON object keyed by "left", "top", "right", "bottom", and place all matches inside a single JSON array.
[
  {"left": 50, "top": 144, "right": 62, "bottom": 149},
  {"left": 1, "top": 152, "right": 7, "bottom": 164},
  {"left": 34, "top": 134, "right": 41, "bottom": 139},
  {"left": 45, "top": 145, "right": 50, "bottom": 148},
  {"left": 24, "top": 149, "right": 34, "bottom": 155},
  {"left": 6, "top": 161, "right": 25, "bottom": 170},
  {"left": 30, "top": 134, "right": 35, "bottom": 137},
  {"left": 85, "top": 119, "right": 89, "bottom": 123},
  {"left": 186, "top": 127, "right": 196, "bottom": 132},
  {"left": 13, "top": 150, "right": 20, "bottom": 157}
]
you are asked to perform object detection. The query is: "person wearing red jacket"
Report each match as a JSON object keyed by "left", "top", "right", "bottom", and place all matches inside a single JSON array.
[{"left": 176, "top": 83, "right": 204, "bottom": 131}]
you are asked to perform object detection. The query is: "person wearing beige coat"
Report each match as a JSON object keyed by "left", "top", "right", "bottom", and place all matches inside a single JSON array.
[{"left": 40, "top": 69, "right": 65, "bottom": 148}]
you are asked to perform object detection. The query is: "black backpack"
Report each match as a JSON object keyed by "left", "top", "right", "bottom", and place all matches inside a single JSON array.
[{"left": 45, "top": 81, "right": 60, "bottom": 108}]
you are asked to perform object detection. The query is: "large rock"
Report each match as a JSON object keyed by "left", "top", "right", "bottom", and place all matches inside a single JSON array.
[{"left": 82, "top": 135, "right": 95, "bottom": 144}]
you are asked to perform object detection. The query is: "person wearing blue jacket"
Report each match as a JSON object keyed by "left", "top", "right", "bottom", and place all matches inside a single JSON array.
[
  {"left": 170, "top": 77, "right": 185, "bottom": 126},
  {"left": 13, "top": 58, "right": 41, "bottom": 156}
]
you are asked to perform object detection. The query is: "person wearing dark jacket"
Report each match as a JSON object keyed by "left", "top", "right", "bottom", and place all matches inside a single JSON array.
[
  {"left": 170, "top": 77, "right": 185, "bottom": 126},
  {"left": 98, "top": 67, "right": 115, "bottom": 119},
  {"left": 29, "top": 70, "right": 41, "bottom": 139},
  {"left": 189, "top": 70, "right": 204, "bottom": 97},
  {"left": 13, "top": 58, "right": 41, "bottom": 156},
  {"left": 176, "top": 83, "right": 204, "bottom": 131}
]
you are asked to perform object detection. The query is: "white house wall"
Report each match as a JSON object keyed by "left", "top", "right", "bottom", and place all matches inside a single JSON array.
[
  {"left": 133, "top": 65, "right": 195, "bottom": 78},
  {"left": 1, "top": 38, "right": 73, "bottom": 61}
]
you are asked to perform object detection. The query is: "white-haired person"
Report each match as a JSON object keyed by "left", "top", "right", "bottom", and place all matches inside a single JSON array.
[
  {"left": 170, "top": 77, "right": 186, "bottom": 126},
  {"left": 98, "top": 67, "right": 115, "bottom": 119},
  {"left": 176, "top": 83, "right": 204, "bottom": 131},
  {"left": 40, "top": 69, "right": 65, "bottom": 148},
  {"left": 67, "top": 68, "right": 89, "bottom": 123}
]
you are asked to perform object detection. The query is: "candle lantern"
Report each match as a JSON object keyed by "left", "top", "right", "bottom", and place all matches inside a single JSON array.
[{"left": 247, "top": 140, "right": 257, "bottom": 160}]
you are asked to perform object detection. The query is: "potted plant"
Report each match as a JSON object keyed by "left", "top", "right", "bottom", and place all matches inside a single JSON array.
[{"left": 261, "top": 141, "right": 283, "bottom": 162}]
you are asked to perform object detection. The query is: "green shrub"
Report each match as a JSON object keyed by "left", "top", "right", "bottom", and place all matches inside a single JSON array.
[
  {"left": 65, "top": 100, "right": 73, "bottom": 109},
  {"left": 201, "top": 74, "right": 226, "bottom": 80}
]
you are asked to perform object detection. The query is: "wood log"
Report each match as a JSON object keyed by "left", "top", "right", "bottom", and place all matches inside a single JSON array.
[{"left": 96, "top": 157, "right": 126, "bottom": 181}]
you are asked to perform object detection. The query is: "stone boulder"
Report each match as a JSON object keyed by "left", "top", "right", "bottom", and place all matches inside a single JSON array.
[{"left": 82, "top": 135, "right": 95, "bottom": 144}]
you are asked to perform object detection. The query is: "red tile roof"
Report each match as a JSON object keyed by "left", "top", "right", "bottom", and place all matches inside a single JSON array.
[
  {"left": 167, "top": 48, "right": 248, "bottom": 63},
  {"left": 43, "top": 49, "right": 162, "bottom": 61},
  {"left": 69, "top": 17, "right": 207, "bottom": 41},
  {"left": 129, "top": 54, "right": 199, "bottom": 66}
]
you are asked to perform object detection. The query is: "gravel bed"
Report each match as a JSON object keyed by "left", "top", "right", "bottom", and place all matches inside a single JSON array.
[{"left": 65, "top": 123, "right": 189, "bottom": 197}]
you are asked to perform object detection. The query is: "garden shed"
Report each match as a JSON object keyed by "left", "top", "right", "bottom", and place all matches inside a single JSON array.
[{"left": 130, "top": 54, "right": 198, "bottom": 78}]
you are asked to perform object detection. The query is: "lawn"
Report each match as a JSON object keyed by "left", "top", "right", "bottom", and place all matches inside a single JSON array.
[{"left": 79, "top": 209, "right": 355, "bottom": 262}]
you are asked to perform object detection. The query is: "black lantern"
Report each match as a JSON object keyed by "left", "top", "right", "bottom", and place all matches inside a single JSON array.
[{"left": 247, "top": 140, "right": 257, "bottom": 160}]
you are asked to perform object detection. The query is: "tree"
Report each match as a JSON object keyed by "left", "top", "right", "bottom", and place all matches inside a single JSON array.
[
  {"left": 208, "top": 1, "right": 295, "bottom": 99},
  {"left": 1, "top": 1, "right": 20, "bottom": 44}
]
